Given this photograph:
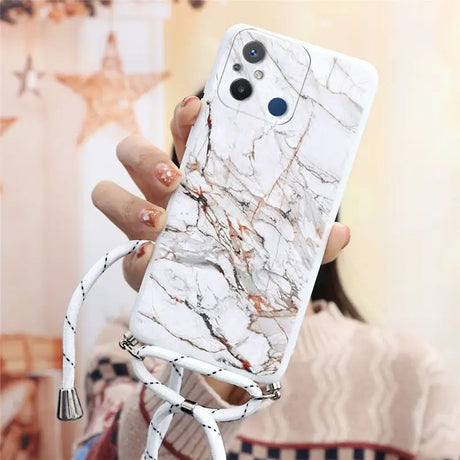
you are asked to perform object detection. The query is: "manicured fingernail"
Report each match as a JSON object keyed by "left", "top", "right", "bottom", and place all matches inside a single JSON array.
[
  {"left": 154, "top": 163, "right": 181, "bottom": 187},
  {"left": 181, "top": 96, "right": 197, "bottom": 107},
  {"left": 341, "top": 227, "right": 351, "bottom": 249},
  {"left": 136, "top": 242, "right": 153, "bottom": 259},
  {"left": 139, "top": 208, "right": 164, "bottom": 228}
]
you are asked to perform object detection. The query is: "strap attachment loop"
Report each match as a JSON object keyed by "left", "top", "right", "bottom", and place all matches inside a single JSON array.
[
  {"left": 119, "top": 331, "right": 144, "bottom": 360},
  {"left": 252, "top": 382, "right": 282, "bottom": 400}
]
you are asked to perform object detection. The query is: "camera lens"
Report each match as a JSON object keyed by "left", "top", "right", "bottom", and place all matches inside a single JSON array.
[
  {"left": 243, "top": 41, "right": 266, "bottom": 63},
  {"left": 230, "top": 78, "right": 253, "bottom": 101}
]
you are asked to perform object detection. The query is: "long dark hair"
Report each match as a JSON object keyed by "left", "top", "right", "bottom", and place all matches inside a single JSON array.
[{"left": 171, "top": 90, "right": 364, "bottom": 322}]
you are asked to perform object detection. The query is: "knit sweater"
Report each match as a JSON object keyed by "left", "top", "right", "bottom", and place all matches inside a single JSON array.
[{"left": 78, "top": 301, "right": 460, "bottom": 460}]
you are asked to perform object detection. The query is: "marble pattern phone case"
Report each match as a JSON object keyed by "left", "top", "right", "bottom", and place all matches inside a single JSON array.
[{"left": 130, "top": 25, "right": 378, "bottom": 383}]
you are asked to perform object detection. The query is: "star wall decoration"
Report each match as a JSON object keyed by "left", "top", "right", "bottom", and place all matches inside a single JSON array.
[
  {"left": 14, "top": 55, "right": 45, "bottom": 97},
  {"left": 0, "top": 117, "right": 17, "bottom": 136},
  {"left": 55, "top": 32, "right": 170, "bottom": 145}
]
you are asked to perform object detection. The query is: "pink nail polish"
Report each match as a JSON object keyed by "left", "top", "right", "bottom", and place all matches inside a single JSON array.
[
  {"left": 181, "top": 96, "right": 197, "bottom": 107},
  {"left": 139, "top": 209, "right": 163, "bottom": 227},
  {"left": 154, "top": 163, "right": 181, "bottom": 187}
]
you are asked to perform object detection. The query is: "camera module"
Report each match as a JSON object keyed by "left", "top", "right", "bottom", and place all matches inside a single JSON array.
[
  {"left": 243, "top": 41, "right": 266, "bottom": 64},
  {"left": 230, "top": 78, "right": 253, "bottom": 101}
]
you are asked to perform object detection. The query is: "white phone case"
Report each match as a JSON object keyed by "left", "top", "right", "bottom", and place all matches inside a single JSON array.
[{"left": 130, "top": 24, "right": 378, "bottom": 384}]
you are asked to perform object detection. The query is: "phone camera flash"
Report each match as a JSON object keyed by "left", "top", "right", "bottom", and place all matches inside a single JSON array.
[{"left": 254, "top": 70, "right": 264, "bottom": 79}]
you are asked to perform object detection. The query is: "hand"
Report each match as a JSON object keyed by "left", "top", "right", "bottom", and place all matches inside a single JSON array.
[
  {"left": 92, "top": 96, "right": 351, "bottom": 291},
  {"left": 92, "top": 96, "right": 351, "bottom": 404}
]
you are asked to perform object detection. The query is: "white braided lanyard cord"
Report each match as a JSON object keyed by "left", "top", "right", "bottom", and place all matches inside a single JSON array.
[
  {"left": 57, "top": 240, "right": 270, "bottom": 460},
  {"left": 58, "top": 240, "right": 146, "bottom": 394},
  {"left": 131, "top": 346, "right": 264, "bottom": 460}
]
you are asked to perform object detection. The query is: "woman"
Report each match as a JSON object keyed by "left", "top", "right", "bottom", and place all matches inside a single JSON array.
[{"left": 75, "top": 96, "right": 460, "bottom": 460}]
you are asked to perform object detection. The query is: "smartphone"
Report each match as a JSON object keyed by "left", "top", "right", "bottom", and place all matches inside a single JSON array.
[{"left": 130, "top": 24, "right": 378, "bottom": 384}]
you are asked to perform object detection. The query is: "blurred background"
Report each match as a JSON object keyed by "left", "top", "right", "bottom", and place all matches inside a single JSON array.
[{"left": 1, "top": 0, "right": 459, "bottom": 457}]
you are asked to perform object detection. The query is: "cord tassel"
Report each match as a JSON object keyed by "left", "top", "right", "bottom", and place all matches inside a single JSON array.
[{"left": 57, "top": 240, "right": 149, "bottom": 420}]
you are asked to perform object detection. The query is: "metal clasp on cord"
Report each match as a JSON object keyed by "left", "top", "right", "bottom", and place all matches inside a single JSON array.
[
  {"left": 180, "top": 399, "right": 197, "bottom": 415},
  {"left": 252, "top": 382, "right": 282, "bottom": 400},
  {"left": 119, "top": 331, "right": 144, "bottom": 360}
]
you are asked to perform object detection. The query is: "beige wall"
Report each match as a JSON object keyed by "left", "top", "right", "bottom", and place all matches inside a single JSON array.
[{"left": 163, "top": 1, "right": 460, "bottom": 382}]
